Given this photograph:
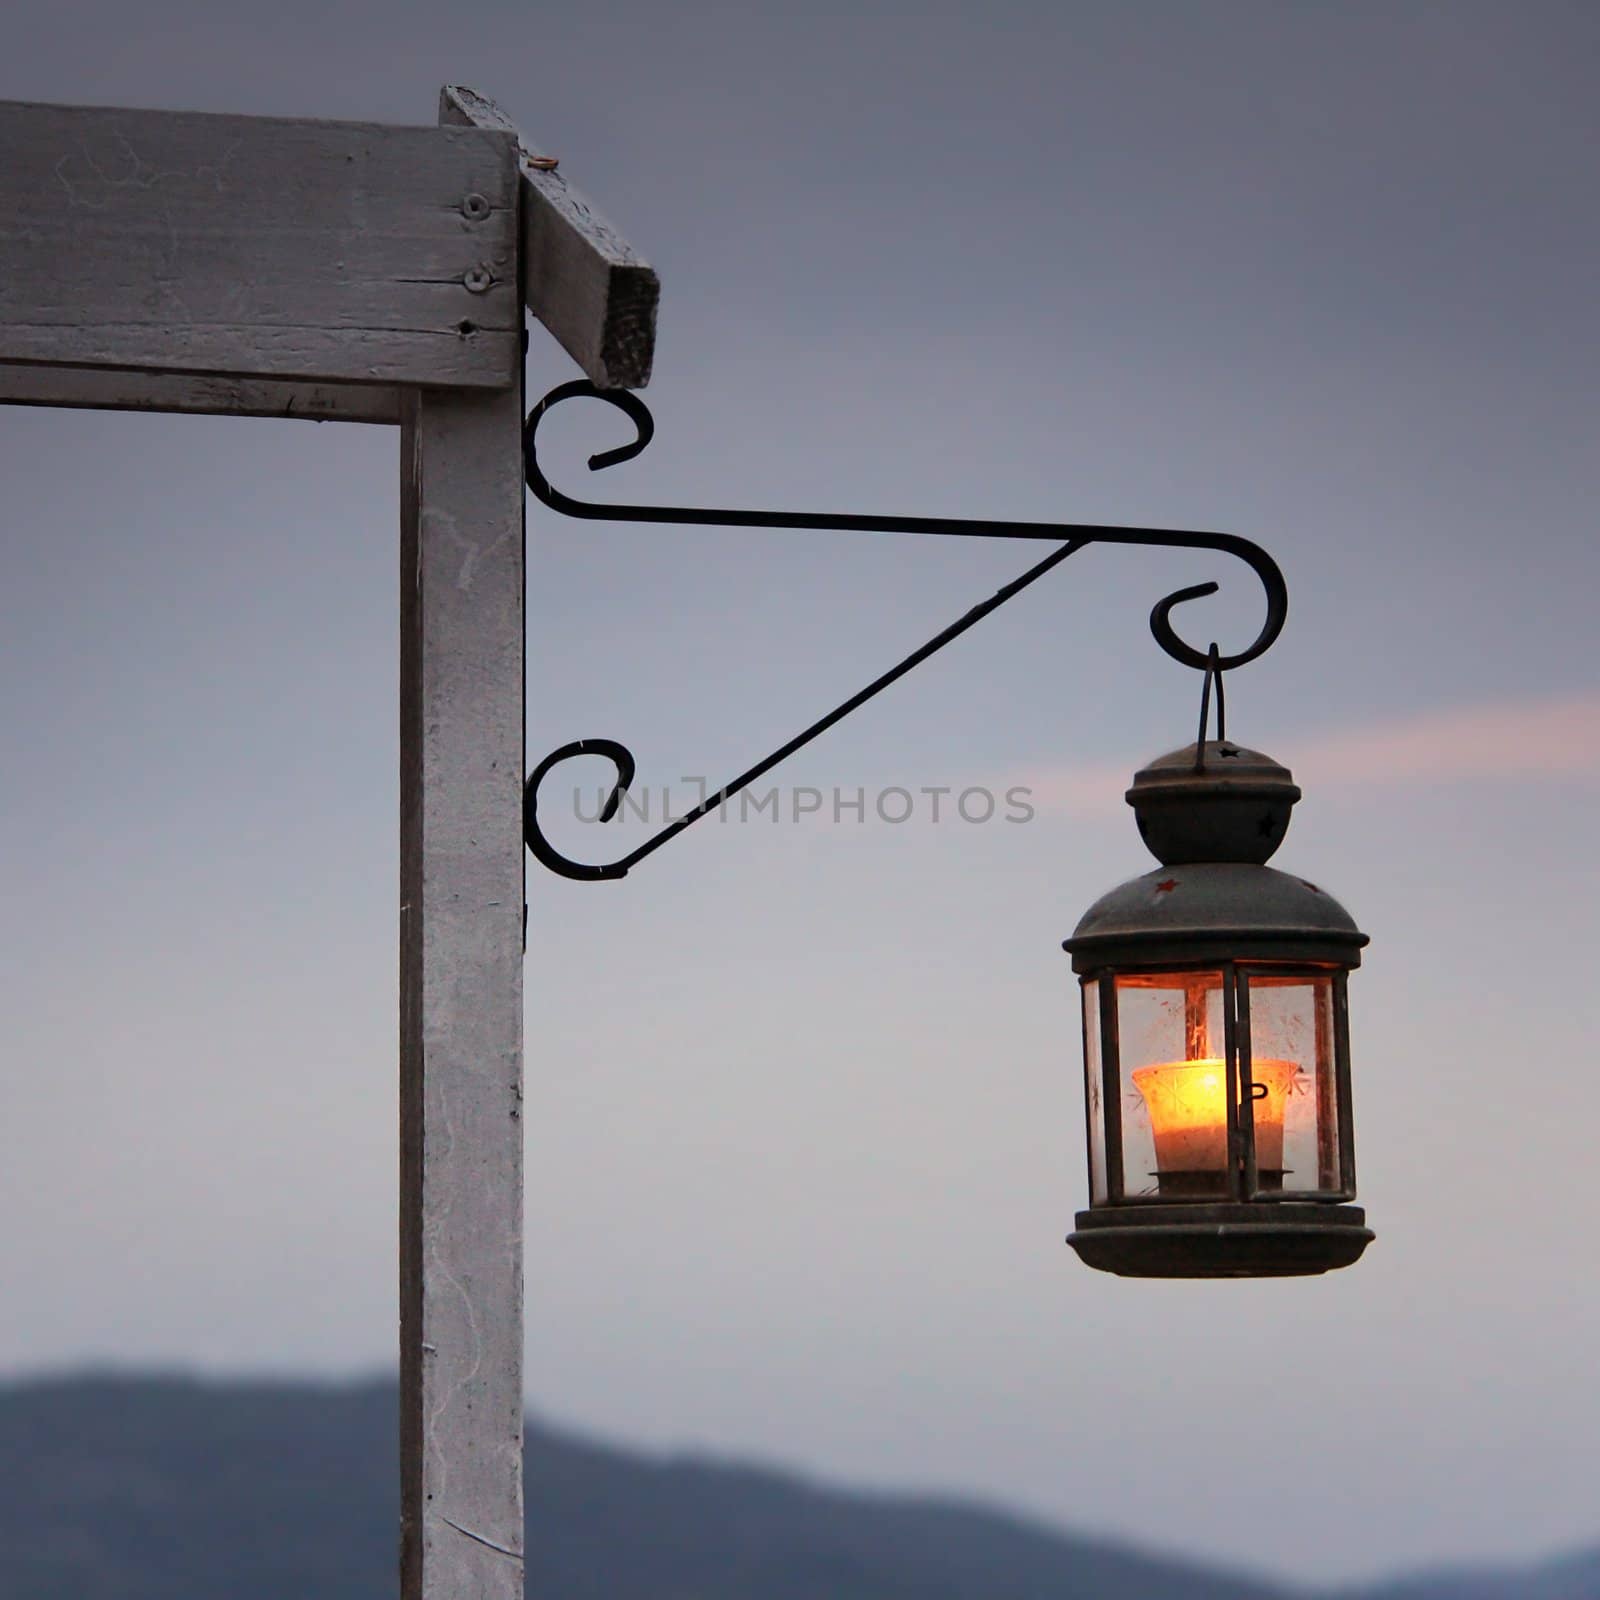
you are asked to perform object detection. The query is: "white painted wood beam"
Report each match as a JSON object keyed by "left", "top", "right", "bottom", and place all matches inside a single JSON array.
[{"left": 0, "top": 100, "right": 520, "bottom": 390}]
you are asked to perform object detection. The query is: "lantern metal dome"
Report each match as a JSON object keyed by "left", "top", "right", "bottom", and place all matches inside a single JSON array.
[{"left": 1065, "top": 737, "right": 1373, "bottom": 1279}]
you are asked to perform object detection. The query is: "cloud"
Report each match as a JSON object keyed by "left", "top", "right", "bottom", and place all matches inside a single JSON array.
[
  {"left": 1010, "top": 689, "right": 1600, "bottom": 819},
  {"left": 1286, "top": 689, "right": 1600, "bottom": 790}
]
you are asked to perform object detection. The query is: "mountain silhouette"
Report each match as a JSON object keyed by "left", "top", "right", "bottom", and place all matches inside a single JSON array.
[{"left": 0, "top": 1375, "right": 1592, "bottom": 1599}]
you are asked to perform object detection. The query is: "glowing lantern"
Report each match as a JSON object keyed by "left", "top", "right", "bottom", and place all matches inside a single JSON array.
[{"left": 1065, "top": 741, "right": 1372, "bottom": 1278}]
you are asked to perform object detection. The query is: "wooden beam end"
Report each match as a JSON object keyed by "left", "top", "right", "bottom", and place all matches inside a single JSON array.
[{"left": 441, "top": 86, "right": 660, "bottom": 391}]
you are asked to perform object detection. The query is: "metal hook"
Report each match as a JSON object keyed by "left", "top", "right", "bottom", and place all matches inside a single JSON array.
[
  {"left": 524, "top": 381, "right": 1288, "bottom": 672},
  {"left": 522, "top": 381, "right": 1289, "bottom": 879}
]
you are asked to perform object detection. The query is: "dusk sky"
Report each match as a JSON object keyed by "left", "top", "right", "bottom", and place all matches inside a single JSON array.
[{"left": 3, "top": 2, "right": 1598, "bottom": 1587}]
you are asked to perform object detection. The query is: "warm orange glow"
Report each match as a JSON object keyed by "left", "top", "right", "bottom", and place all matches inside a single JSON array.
[{"left": 1131, "top": 1057, "right": 1301, "bottom": 1179}]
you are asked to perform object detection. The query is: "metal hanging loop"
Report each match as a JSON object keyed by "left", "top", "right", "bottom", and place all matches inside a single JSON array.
[
  {"left": 522, "top": 381, "right": 1290, "bottom": 879},
  {"left": 1193, "top": 642, "right": 1227, "bottom": 768}
]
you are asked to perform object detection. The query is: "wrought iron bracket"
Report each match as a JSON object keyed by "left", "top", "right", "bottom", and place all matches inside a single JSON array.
[{"left": 523, "top": 379, "right": 1288, "bottom": 881}]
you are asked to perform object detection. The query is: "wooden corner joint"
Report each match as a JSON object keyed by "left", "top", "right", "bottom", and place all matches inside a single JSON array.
[{"left": 441, "top": 85, "right": 659, "bottom": 390}]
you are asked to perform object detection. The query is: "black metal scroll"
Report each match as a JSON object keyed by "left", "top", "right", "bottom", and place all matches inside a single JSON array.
[{"left": 523, "top": 380, "right": 1287, "bottom": 880}]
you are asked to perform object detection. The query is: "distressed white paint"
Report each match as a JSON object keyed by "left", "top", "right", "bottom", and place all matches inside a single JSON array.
[
  {"left": 442, "top": 86, "right": 658, "bottom": 389},
  {"left": 399, "top": 378, "right": 526, "bottom": 1600},
  {"left": 0, "top": 100, "right": 520, "bottom": 388}
]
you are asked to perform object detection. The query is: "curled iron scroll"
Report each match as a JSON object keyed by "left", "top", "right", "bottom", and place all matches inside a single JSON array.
[{"left": 523, "top": 381, "right": 1288, "bottom": 880}]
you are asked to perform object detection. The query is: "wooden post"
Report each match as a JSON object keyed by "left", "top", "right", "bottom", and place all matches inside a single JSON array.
[
  {"left": 0, "top": 86, "right": 657, "bottom": 1600},
  {"left": 400, "top": 380, "right": 526, "bottom": 1599}
]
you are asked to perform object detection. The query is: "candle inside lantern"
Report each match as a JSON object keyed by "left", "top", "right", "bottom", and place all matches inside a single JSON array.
[{"left": 1131, "top": 1056, "right": 1301, "bottom": 1196}]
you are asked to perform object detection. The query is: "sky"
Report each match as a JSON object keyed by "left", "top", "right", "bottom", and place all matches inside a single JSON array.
[{"left": 2, "top": 0, "right": 1598, "bottom": 1587}]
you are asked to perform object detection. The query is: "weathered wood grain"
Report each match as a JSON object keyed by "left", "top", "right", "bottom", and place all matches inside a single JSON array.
[
  {"left": 0, "top": 100, "right": 520, "bottom": 388},
  {"left": 442, "top": 85, "right": 658, "bottom": 389},
  {"left": 0, "top": 362, "right": 399, "bottom": 422},
  {"left": 399, "top": 379, "right": 526, "bottom": 1600}
]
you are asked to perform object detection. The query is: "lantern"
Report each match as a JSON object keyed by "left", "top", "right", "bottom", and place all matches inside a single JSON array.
[{"left": 1065, "top": 740, "right": 1372, "bottom": 1278}]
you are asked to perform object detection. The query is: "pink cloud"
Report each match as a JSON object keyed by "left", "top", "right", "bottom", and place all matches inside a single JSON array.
[
  {"left": 1010, "top": 690, "right": 1600, "bottom": 818},
  {"left": 1005, "top": 760, "right": 1130, "bottom": 820},
  {"left": 1284, "top": 690, "right": 1600, "bottom": 791}
]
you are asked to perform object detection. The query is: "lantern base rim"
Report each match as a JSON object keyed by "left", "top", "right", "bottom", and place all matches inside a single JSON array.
[{"left": 1068, "top": 1203, "right": 1372, "bottom": 1279}]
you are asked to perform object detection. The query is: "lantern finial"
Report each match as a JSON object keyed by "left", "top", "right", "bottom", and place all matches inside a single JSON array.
[{"left": 1127, "top": 741, "right": 1301, "bottom": 866}]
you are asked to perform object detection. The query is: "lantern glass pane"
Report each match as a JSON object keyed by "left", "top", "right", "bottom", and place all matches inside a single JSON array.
[
  {"left": 1082, "top": 978, "right": 1107, "bottom": 1204},
  {"left": 1242, "top": 969, "right": 1342, "bottom": 1196},
  {"left": 1115, "top": 970, "right": 1230, "bottom": 1200}
]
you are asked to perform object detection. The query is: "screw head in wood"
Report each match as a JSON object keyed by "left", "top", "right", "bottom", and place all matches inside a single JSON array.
[
  {"left": 463, "top": 264, "right": 494, "bottom": 294},
  {"left": 460, "top": 192, "right": 491, "bottom": 221}
]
